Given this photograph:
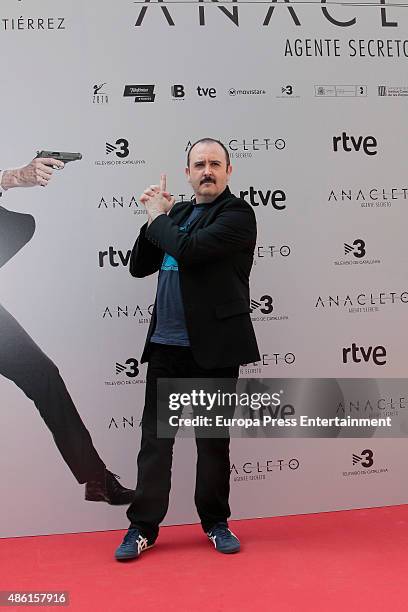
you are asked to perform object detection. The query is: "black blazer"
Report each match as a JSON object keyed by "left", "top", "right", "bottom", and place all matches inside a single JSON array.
[{"left": 129, "top": 187, "right": 260, "bottom": 369}]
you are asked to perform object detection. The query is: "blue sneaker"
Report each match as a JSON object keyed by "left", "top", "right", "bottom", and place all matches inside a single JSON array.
[
  {"left": 115, "top": 528, "right": 154, "bottom": 561},
  {"left": 207, "top": 522, "right": 240, "bottom": 554}
]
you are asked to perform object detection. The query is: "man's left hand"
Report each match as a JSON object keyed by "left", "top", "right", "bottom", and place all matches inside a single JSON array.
[
  {"left": 142, "top": 174, "right": 175, "bottom": 223},
  {"left": 144, "top": 191, "right": 174, "bottom": 220}
]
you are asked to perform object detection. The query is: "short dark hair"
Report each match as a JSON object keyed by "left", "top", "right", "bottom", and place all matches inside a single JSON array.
[{"left": 187, "top": 138, "right": 230, "bottom": 169}]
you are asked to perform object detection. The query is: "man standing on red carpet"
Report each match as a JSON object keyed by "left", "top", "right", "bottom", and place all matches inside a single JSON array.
[{"left": 115, "top": 138, "right": 259, "bottom": 560}]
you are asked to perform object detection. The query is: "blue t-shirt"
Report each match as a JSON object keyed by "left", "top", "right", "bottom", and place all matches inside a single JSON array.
[{"left": 150, "top": 203, "right": 210, "bottom": 346}]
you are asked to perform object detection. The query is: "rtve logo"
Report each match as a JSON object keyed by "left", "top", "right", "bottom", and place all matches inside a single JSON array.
[
  {"left": 332, "top": 132, "right": 378, "bottom": 156},
  {"left": 99, "top": 247, "right": 131, "bottom": 267},
  {"left": 342, "top": 343, "right": 387, "bottom": 365},
  {"left": 239, "top": 186, "right": 286, "bottom": 209}
]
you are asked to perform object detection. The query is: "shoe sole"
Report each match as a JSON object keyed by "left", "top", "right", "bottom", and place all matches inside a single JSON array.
[
  {"left": 115, "top": 543, "right": 155, "bottom": 561},
  {"left": 216, "top": 547, "right": 240, "bottom": 554},
  {"left": 85, "top": 493, "right": 136, "bottom": 505}
]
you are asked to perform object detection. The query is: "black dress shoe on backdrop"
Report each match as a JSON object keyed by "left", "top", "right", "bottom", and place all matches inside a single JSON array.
[{"left": 85, "top": 470, "right": 135, "bottom": 505}]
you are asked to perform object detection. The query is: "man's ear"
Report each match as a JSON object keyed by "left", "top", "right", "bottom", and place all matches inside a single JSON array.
[
  {"left": 185, "top": 166, "right": 191, "bottom": 183},
  {"left": 227, "top": 165, "right": 232, "bottom": 180}
]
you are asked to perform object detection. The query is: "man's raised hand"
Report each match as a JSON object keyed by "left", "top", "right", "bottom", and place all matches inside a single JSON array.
[{"left": 140, "top": 173, "right": 175, "bottom": 210}]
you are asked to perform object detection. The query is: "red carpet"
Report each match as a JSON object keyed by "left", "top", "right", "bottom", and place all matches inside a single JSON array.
[{"left": 1, "top": 506, "right": 408, "bottom": 611}]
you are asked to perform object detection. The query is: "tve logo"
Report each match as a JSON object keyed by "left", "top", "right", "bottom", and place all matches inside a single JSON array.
[
  {"left": 333, "top": 132, "right": 378, "bottom": 156},
  {"left": 342, "top": 343, "right": 387, "bottom": 365},
  {"left": 196, "top": 86, "right": 216, "bottom": 98}
]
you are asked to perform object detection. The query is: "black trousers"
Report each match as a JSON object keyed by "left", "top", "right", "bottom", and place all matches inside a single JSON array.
[
  {"left": 0, "top": 302, "right": 105, "bottom": 483},
  {"left": 127, "top": 343, "right": 239, "bottom": 541}
]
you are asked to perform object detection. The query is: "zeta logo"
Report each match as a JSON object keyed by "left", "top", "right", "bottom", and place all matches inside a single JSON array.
[
  {"left": 123, "top": 85, "right": 155, "bottom": 102},
  {"left": 352, "top": 449, "right": 374, "bottom": 467},
  {"left": 93, "top": 82, "right": 109, "bottom": 104},
  {"left": 250, "top": 295, "right": 273, "bottom": 314},
  {"left": 344, "top": 239, "right": 366, "bottom": 258},
  {"left": 116, "top": 358, "right": 139, "bottom": 378},
  {"left": 171, "top": 84, "right": 185, "bottom": 99},
  {"left": 105, "top": 138, "right": 130, "bottom": 158}
]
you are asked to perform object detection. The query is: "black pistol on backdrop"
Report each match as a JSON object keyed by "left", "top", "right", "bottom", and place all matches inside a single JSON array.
[{"left": 35, "top": 151, "right": 83, "bottom": 168}]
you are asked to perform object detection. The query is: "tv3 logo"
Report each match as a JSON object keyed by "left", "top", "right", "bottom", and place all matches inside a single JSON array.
[
  {"left": 116, "top": 358, "right": 139, "bottom": 377},
  {"left": 352, "top": 449, "right": 374, "bottom": 467},
  {"left": 250, "top": 295, "right": 273, "bottom": 314},
  {"left": 281, "top": 85, "right": 293, "bottom": 95},
  {"left": 344, "top": 239, "right": 366, "bottom": 258},
  {"left": 106, "top": 138, "right": 130, "bottom": 158}
]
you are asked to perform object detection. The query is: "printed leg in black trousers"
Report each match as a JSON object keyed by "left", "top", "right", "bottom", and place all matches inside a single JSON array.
[
  {"left": 127, "top": 343, "right": 239, "bottom": 541},
  {"left": 0, "top": 302, "right": 134, "bottom": 503}
]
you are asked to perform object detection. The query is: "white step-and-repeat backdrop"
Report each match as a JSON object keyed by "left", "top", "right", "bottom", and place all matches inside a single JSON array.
[{"left": 1, "top": 0, "right": 408, "bottom": 537}]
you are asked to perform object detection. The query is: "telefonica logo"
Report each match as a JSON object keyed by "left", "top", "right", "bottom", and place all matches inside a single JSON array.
[{"left": 124, "top": 85, "right": 156, "bottom": 102}]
